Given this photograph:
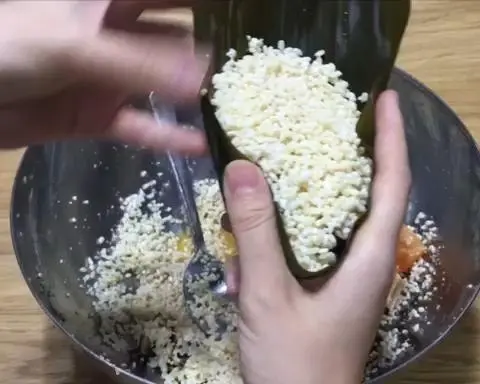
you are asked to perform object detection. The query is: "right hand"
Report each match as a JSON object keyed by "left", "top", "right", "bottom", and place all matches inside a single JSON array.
[
  {"left": 223, "top": 91, "right": 411, "bottom": 384},
  {"left": 0, "top": 0, "right": 208, "bottom": 152}
]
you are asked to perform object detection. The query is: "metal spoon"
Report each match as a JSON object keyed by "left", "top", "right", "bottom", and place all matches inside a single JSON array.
[{"left": 149, "top": 94, "right": 236, "bottom": 338}]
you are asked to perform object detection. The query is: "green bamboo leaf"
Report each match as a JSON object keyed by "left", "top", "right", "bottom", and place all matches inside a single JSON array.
[
  {"left": 193, "top": 0, "right": 411, "bottom": 279},
  {"left": 195, "top": 0, "right": 410, "bottom": 149}
]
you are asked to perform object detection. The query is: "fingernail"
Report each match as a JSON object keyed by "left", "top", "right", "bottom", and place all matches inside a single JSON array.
[{"left": 225, "top": 160, "right": 261, "bottom": 197}]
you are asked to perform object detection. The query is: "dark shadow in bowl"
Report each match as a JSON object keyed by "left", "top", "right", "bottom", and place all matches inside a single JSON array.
[{"left": 10, "top": 68, "right": 480, "bottom": 384}]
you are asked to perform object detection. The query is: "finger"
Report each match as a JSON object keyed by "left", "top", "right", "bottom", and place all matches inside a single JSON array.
[
  {"left": 109, "top": 107, "right": 206, "bottom": 154},
  {"left": 0, "top": 91, "right": 206, "bottom": 154},
  {"left": 118, "top": 20, "right": 194, "bottom": 54},
  {"left": 105, "top": 1, "right": 195, "bottom": 22},
  {"left": 324, "top": 90, "right": 411, "bottom": 296},
  {"left": 0, "top": 87, "right": 118, "bottom": 147},
  {"left": 120, "top": 20, "right": 192, "bottom": 38},
  {"left": 223, "top": 160, "right": 293, "bottom": 299},
  {"left": 352, "top": 90, "right": 410, "bottom": 255},
  {"left": 368, "top": 90, "right": 411, "bottom": 237},
  {"left": 56, "top": 32, "right": 210, "bottom": 104},
  {"left": 110, "top": 0, "right": 196, "bottom": 16}
]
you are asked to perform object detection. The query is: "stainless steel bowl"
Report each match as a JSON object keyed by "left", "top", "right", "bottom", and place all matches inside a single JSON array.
[{"left": 10, "top": 68, "right": 480, "bottom": 383}]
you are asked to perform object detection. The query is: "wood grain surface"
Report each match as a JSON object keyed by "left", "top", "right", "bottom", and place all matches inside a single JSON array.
[{"left": 0, "top": 1, "right": 479, "bottom": 383}]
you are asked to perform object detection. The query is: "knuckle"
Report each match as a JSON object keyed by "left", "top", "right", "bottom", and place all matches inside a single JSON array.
[
  {"left": 231, "top": 195, "right": 275, "bottom": 232},
  {"left": 240, "top": 286, "right": 286, "bottom": 315}
]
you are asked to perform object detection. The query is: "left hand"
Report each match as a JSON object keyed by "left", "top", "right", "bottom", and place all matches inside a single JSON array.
[
  {"left": 0, "top": 0, "right": 208, "bottom": 153},
  {"left": 223, "top": 91, "right": 411, "bottom": 384}
]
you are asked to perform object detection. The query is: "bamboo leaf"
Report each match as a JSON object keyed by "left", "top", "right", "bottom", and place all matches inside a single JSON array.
[{"left": 193, "top": 0, "right": 411, "bottom": 278}]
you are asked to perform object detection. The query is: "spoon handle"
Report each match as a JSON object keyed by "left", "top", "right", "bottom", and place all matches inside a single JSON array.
[{"left": 148, "top": 92, "right": 205, "bottom": 247}]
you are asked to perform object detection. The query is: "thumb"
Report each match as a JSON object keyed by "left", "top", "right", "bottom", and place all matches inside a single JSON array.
[{"left": 223, "top": 160, "right": 292, "bottom": 300}]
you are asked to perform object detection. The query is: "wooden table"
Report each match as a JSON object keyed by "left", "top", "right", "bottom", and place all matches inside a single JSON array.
[{"left": 0, "top": 1, "right": 479, "bottom": 383}]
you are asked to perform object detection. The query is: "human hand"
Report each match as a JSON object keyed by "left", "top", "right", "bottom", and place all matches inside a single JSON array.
[
  {"left": 0, "top": 0, "right": 207, "bottom": 152},
  {"left": 222, "top": 91, "right": 411, "bottom": 384}
]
